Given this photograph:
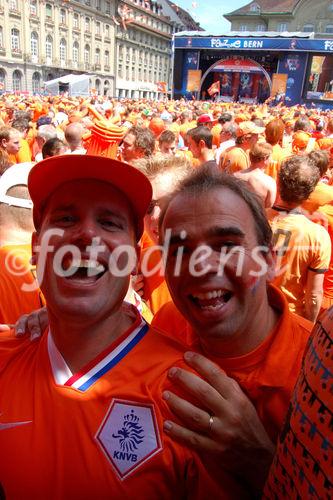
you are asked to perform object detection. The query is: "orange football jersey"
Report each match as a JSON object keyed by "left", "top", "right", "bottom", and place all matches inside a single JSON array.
[{"left": 0, "top": 306, "right": 233, "bottom": 499}]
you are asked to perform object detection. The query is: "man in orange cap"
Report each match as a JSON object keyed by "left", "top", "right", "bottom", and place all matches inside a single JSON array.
[{"left": 0, "top": 154, "right": 223, "bottom": 498}]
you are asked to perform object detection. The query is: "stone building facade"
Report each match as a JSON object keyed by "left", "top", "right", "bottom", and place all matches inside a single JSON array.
[{"left": 224, "top": 0, "right": 333, "bottom": 37}]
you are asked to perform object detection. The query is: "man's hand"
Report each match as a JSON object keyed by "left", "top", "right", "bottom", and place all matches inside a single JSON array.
[
  {"left": 0, "top": 307, "right": 49, "bottom": 341},
  {"left": 163, "top": 352, "right": 275, "bottom": 493}
]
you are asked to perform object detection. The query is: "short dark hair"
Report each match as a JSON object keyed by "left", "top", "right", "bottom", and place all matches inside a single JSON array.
[
  {"left": 187, "top": 126, "right": 213, "bottom": 149},
  {"left": 279, "top": 156, "right": 320, "bottom": 204},
  {"left": 42, "top": 138, "right": 66, "bottom": 159},
  {"left": 159, "top": 164, "right": 272, "bottom": 249},
  {"left": 294, "top": 117, "right": 311, "bottom": 132},
  {"left": 125, "top": 126, "right": 155, "bottom": 157},
  {"left": 218, "top": 113, "right": 233, "bottom": 124},
  {"left": 308, "top": 150, "right": 329, "bottom": 177},
  {"left": 158, "top": 130, "right": 176, "bottom": 145}
]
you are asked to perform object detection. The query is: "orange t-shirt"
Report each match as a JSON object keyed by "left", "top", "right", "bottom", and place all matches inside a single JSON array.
[
  {"left": 267, "top": 208, "right": 331, "bottom": 316},
  {"left": 302, "top": 182, "right": 333, "bottom": 214},
  {"left": 211, "top": 123, "right": 222, "bottom": 148},
  {"left": 0, "top": 308, "right": 233, "bottom": 498},
  {"left": 317, "top": 204, "right": 333, "bottom": 302},
  {"left": 0, "top": 245, "right": 44, "bottom": 325},
  {"left": 220, "top": 146, "right": 249, "bottom": 173},
  {"left": 264, "top": 307, "right": 333, "bottom": 498},
  {"left": 152, "top": 285, "right": 312, "bottom": 443},
  {"left": 139, "top": 246, "right": 172, "bottom": 315}
]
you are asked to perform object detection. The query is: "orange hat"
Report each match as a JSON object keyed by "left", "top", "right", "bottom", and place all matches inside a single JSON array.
[
  {"left": 236, "top": 121, "right": 265, "bottom": 137},
  {"left": 28, "top": 155, "right": 152, "bottom": 239},
  {"left": 292, "top": 131, "right": 311, "bottom": 152},
  {"left": 149, "top": 117, "right": 166, "bottom": 137}
]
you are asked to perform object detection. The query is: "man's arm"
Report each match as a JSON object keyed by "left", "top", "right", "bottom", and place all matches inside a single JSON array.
[
  {"left": 163, "top": 352, "right": 275, "bottom": 495},
  {"left": 304, "top": 270, "right": 325, "bottom": 322}
]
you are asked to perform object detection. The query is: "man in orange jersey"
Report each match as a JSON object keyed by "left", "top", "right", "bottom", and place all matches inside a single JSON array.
[
  {"left": 219, "top": 121, "right": 264, "bottom": 173},
  {"left": 152, "top": 165, "right": 313, "bottom": 493},
  {"left": 0, "top": 126, "right": 21, "bottom": 163},
  {"left": 0, "top": 162, "right": 43, "bottom": 324},
  {"left": 0, "top": 155, "right": 223, "bottom": 499},
  {"left": 267, "top": 156, "right": 331, "bottom": 321},
  {"left": 264, "top": 306, "right": 333, "bottom": 498}
]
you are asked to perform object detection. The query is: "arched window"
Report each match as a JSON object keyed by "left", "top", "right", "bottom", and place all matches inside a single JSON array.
[
  {"left": 73, "top": 41, "right": 79, "bottom": 62},
  {"left": 95, "top": 78, "right": 101, "bottom": 93},
  {"left": 12, "top": 70, "right": 22, "bottom": 92},
  {"left": 0, "top": 69, "right": 6, "bottom": 90},
  {"left": 45, "top": 3, "right": 52, "bottom": 19},
  {"left": 95, "top": 47, "right": 100, "bottom": 64},
  {"left": 303, "top": 24, "right": 314, "bottom": 32},
  {"left": 84, "top": 44, "right": 90, "bottom": 63},
  {"left": 104, "top": 79, "right": 110, "bottom": 96},
  {"left": 32, "top": 72, "right": 41, "bottom": 93},
  {"left": 30, "top": 32, "right": 38, "bottom": 57},
  {"left": 11, "top": 28, "right": 20, "bottom": 51},
  {"left": 104, "top": 50, "right": 109, "bottom": 66},
  {"left": 60, "top": 38, "right": 66, "bottom": 62},
  {"left": 85, "top": 17, "right": 90, "bottom": 32},
  {"left": 60, "top": 8, "right": 66, "bottom": 25},
  {"left": 46, "top": 35, "right": 53, "bottom": 59}
]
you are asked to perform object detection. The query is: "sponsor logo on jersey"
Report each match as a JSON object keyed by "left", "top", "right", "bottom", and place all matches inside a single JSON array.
[{"left": 96, "top": 400, "right": 162, "bottom": 479}]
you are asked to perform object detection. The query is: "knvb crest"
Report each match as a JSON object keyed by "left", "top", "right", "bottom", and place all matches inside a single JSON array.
[{"left": 96, "top": 400, "right": 162, "bottom": 479}]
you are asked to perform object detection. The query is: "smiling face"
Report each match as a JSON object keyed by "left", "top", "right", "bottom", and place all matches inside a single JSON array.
[
  {"left": 161, "top": 187, "right": 274, "bottom": 352},
  {"left": 32, "top": 179, "right": 137, "bottom": 326}
]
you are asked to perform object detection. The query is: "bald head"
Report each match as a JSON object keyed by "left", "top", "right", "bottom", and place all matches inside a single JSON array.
[{"left": 65, "top": 123, "right": 84, "bottom": 151}]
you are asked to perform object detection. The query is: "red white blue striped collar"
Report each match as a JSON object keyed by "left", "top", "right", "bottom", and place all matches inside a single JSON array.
[{"left": 48, "top": 311, "right": 149, "bottom": 392}]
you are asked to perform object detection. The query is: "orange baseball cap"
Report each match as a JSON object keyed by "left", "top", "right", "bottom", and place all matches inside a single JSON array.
[{"left": 28, "top": 155, "right": 152, "bottom": 239}]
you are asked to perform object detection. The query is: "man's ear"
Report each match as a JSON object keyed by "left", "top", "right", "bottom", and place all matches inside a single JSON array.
[
  {"left": 31, "top": 231, "right": 39, "bottom": 266},
  {"left": 199, "top": 139, "right": 206, "bottom": 150},
  {"left": 1, "top": 138, "right": 7, "bottom": 149}
]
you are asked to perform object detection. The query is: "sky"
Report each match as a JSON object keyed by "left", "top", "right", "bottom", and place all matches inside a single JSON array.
[{"left": 174, "top": 0, "right": 250, "bottom": 33}]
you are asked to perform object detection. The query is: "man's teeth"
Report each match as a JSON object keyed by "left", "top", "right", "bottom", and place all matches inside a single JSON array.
[
  {"left": 69, "top": 259, "right": 105, "bottom": 273},
  {"left": 192, "top": 290, "right": 228, "bottom": 300}
]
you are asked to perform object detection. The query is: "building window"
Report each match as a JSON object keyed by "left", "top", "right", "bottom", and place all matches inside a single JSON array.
[
  {"left": 104, "top": 50, "right": 109, "bottom": 66},
  {"left": 303, "top": 24, "right": 314, "bottom": 32},
  {"left": 278, "top": 23, "right": 288, "bottom": 32},
  {"left": 12, "top": 70, "right": 21, "bottom": 91},
  {"left": 105, "top": 1, "right": 110, "bottom": 14},
  {"left": 257, "top": 24, "right": 266, "bottom": 31},
  {"left": 73, "top": 13, "right": 79, "bottom": 28},
  {"left": 105, "top": 24, "right": 110, "bottom": 38},
  {"left": 95, "top": 78, "right": 101, "bottom": 93},
  {"left": 11, "top": 28, "right": 20, "bottom": 50},
  {"left": 45, "top": 3, "right": 52, "bottom": 19},
  {"left": 60, "top": 38, "right": 66, "bottom": 62},
  {"left": 326, "top": 24, "right": 333, "bottom": 33},
  {"left": 84, "top": 44, "right": 90, "bottom": 63},
  {"left": 250, "top": 2, "right": 260, "bottom": 12},
  {"left": 95, "top": 47, "right": 100, "bottom": 64},
  {"left": 73, "top": 41, "right": 79, "bottom": 62},
  {"left": 31, "top": 32, "right": 38, "bottom": 56},
  {"left": 0, "top": 69, "right": 5, "bottom": 90},
  {"left": 32, "top": 72, "right": 40, "bottom": 93},
  {"left": 0, "top": 27, "right": 3, "bottom": 48},
  {"left": 60, "top": 8, "right": 66, "bottom": 25},
  {"left": 239, "top": 25, "right": 247, "bottom": 31},
  {"left": 96, "top": 21, "right": 101, "bottom": 34},
  {"left": 30, "top": 0, "right": 37, "bottom": 16},
  {"left": 85, "top": 17, "right": 90, "bottom": 32},
  {"left": 9, "top": 0, "right": 18, "bottom": 10},
  {"left": 46, "top": 35, "right": 53, "bottom": 59},
  {"left": 96, "top": 0, "right": 101, "bottom": 10}
]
